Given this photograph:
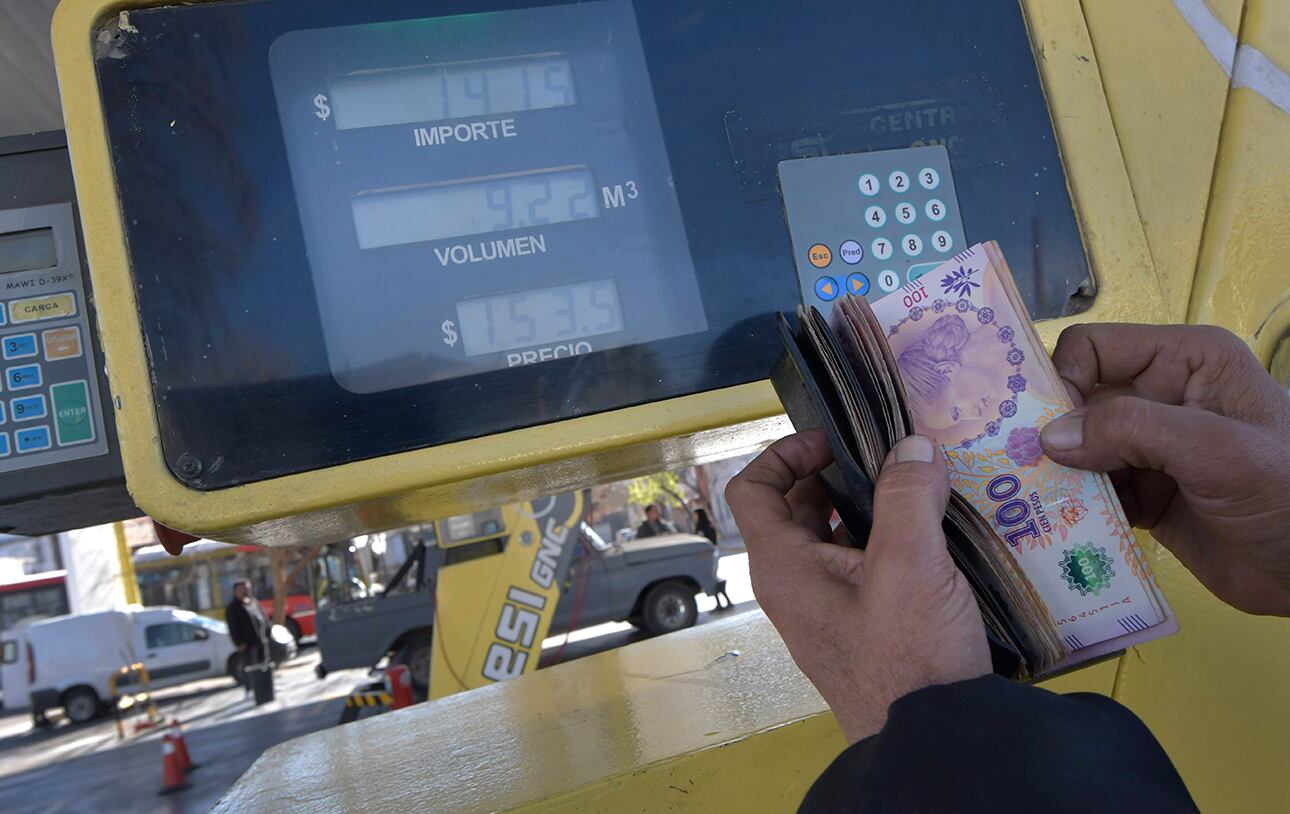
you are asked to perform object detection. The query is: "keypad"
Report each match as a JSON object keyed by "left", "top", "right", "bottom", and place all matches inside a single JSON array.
[
  {"left": 0, "top": 290, "right": 99, "bottom": 461},
  {"left": 778, "top": 145, "right": 969, "bottom": 307}
]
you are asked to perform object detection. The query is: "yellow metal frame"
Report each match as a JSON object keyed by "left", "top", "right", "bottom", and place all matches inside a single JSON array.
[{"left": 53, "top": 0, "right": 1164, "bottom": 544}]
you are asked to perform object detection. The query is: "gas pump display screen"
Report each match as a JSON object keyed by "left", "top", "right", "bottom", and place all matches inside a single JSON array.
[
  {"left": 93, "top": 0, "right": 1090, "bottom": 489},
  {"left": 269, "top": 3, "right": 707, "bottom": 393}
]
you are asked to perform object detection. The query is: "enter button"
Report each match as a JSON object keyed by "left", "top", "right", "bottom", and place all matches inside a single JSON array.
[{"left": 51, "top": 380, "right": 95, "bottom": 446}]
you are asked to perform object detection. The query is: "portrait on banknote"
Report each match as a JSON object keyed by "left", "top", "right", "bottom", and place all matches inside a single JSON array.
[{"left": 887, "top": 265, "right": 1060, "bottom": 451}]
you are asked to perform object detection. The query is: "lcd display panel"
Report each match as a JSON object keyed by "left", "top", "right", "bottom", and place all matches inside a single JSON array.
[
  {"left": 94, "top": 0, "right": 1091, "bottom": 490},
  {"left": 270, "top": 1, "right": 708, "bottom": 394},
  {"left": 352, "top": 167, "right": 599, "bottom": 248},
  {"left": 0, "top": 228, "right": 57, "bottom": 274},
  {"left": 330, "top": 54, "right": 577, "bottom": 130}
]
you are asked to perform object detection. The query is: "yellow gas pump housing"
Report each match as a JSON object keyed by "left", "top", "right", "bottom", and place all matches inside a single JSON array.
[
  {"left": 51, "top": 0, "right": 1290, "bottom": 810},
  {"left": 54, "top": 0, "right": 1158, "bottom": 546}
]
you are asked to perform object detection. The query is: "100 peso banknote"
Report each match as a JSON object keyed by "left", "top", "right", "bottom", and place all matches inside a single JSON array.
[{"left": 868, "top": 242, "right": 1176, "bottom": 657}]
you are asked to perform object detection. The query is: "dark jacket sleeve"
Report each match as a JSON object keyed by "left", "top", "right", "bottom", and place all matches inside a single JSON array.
[
  {"left": 226, "top": 601, "right": 254, "bottom": 648},
  {"left": 800, "top": 675, "right": 1196, "bottom": 814}
]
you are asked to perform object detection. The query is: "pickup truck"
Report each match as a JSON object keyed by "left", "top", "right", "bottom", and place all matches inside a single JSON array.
[{"left": 314, "top": 522, "right": 722, "bottom": 690}]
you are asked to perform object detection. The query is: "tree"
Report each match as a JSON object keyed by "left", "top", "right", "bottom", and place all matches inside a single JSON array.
[
  {"left": 266, "top": 546, "right": 321, "bottom": 627},
  {"left": 628, "top": 470, "right": 703, "bottom": 530}
]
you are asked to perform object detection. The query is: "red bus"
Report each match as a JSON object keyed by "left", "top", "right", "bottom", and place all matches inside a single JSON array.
[
  {"left": 133, "top": 541, "right": 317, "bottom": 642},
  {"left": 0, "top": 571, "right": 71, "bottom": 633}
]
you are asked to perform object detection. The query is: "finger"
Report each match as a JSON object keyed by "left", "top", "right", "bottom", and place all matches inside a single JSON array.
[
  {"left": 1051, "top": 324, "right": 1267, "bottom": 416},
  {"left": 1039, "top": 395, "right": 1245, "bottom": 483},
  {"left": 1051, "top": 324, "right": 1202, "bottom": 400},
  {"left": 726, "top": 431, "right": 835, "bottom": 567},
  {"left": 864, "top": 435, "right": 951, "bottom": 566},
  {"left": 786, "top": 474, "right": 835, "bottom": 542}
]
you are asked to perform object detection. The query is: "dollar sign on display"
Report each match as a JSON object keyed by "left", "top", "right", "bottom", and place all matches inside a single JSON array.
[
  {"left": 313, "top": 93, "right": 331, "bottom": 121},
  {"left": 441, "top": 320, "right": 459, "bottom": 347}
]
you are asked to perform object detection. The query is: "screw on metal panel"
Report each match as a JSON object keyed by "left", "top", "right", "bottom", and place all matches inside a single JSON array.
[
  {"left": 520, "top": 531, "right": 534, "bottom": 546},
  {"left": 177, "top": 455, "right": 202, "bottom": 478}
]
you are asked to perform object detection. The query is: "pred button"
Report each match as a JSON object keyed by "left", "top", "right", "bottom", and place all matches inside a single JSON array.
[{"left": 839, "top": 240, "right": 863, "bottom": 264}]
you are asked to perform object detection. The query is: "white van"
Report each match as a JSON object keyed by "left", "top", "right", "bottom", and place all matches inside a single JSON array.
[{"left": 1, "top": 606, "right": 239, "bottom": 724}]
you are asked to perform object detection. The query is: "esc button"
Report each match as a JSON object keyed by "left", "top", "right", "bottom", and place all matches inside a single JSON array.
[
  {"left": 814, "top": 277, "right": 839, "bottom": 302},
  {"left": 807, "top": 243, "right": 832, "bottom": 269}
]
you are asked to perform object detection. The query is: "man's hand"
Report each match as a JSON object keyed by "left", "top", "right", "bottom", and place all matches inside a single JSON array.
[
  {"left": 726, "top": 432, "right": 991, "bottom": 744},
  {"left": 1040, "top": 324, "right": 1290, "bottom": 616}
]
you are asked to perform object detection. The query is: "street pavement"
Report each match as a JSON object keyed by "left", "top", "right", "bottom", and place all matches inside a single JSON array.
[{"left": 0, "top": 549, "right": 757, "bottom": 813}]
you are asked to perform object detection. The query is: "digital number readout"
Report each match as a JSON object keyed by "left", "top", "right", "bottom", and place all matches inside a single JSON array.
[
  {"left": 456, "top": 279, "right": 623, "bottom": 357},
  {"left": 0, "top": 228, "right": 57, "bottom": 275},
  {"left": 329, "top": 54, "right": 576, "bottom": 131},
  {"left": 352, "top": 167, "right": 598, "bottom": 249}
]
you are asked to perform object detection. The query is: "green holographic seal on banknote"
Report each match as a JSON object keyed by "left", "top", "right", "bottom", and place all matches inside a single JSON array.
[{"left": 1060, "top": 543, "right": 1117, "bottom": 597}]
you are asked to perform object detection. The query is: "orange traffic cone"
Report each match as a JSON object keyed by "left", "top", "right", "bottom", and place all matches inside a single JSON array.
[
  {"left": 158, "top": 732, "right": 191, "bottom": 795},
  {"left": 170, "top": 719, "right": 198, "bottom": 771}
]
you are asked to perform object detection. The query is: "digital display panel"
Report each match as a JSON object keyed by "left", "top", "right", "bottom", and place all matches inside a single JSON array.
[
  {"left": 0, "top": 228, "right": 57, "bottom": 274},
  {"left": 457, "top": 279, "right": 623, "bottom": 357},
  {"left": 270, "top": 1, "right": 709, "bottom": 394},
  {"left": 330, "top": 54, "right": 577, "bottom": 131},
  {"left": 352, "top": 168, "right": 599, "bottom": 249}
]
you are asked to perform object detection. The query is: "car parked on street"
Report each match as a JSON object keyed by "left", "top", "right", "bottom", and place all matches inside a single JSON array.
[
  {"left": 314, "top": 521, "right": 722, "bottom": 691},
  {"left": 0, "top": 606, "right": 296, "bottom": 725}
]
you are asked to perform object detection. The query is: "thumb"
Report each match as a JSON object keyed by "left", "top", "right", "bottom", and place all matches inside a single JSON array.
[
  {"left": 866, "top": 435, "right": 951, "bottom": 564},
  {"left": 1040, "top": 395, "right": 1238, "bottom": 480}
]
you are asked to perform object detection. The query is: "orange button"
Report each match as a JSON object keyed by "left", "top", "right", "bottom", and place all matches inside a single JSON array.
[
  {"left": 42, "top": 326, "right": 83, "bottom": 360},
  {"left": 807, "top": 243, "right": 832, "bottom": 268}
]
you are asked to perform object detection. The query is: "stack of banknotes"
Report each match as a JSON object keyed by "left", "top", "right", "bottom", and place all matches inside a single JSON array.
[{"left": 775, "top": 241, "right": 1176, "bottom": 679}]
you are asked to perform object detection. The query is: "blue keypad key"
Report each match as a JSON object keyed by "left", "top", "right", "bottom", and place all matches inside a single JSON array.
[
  {"left": 0, "top": 432, "right": 8, "bottom": 457},
  {"left": 5, "top": 364, "right": 41, "bottom": 391},
  {"left": 2, "top": 333, "right": 37, "bottom": 360},
  {"left": 15, "top": 425, "right": 51, "bottom": 453},
  {"left": 11, "top": 395, "right": 46, "bottom": 422}
]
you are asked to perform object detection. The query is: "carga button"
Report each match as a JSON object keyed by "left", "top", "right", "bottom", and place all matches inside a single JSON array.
[{"left": 8, "top": 293, "right": 77, "bottom": 324}]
